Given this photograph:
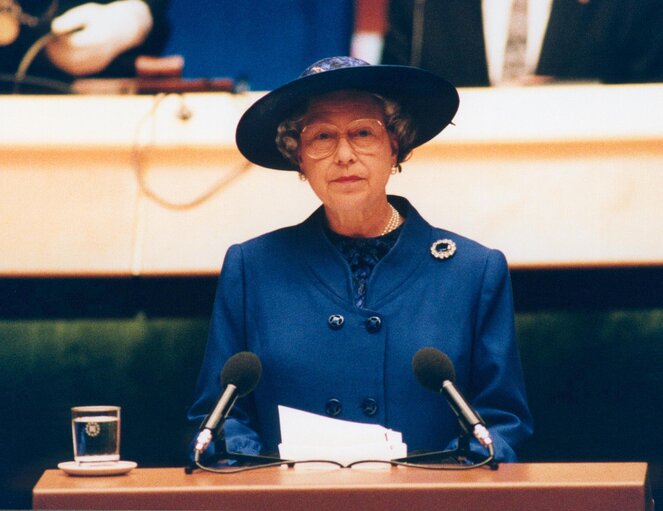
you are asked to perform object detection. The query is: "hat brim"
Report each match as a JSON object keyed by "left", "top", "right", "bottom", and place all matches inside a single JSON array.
[{"left": 235, "top": 65, "right": 459, "bottom": 171}]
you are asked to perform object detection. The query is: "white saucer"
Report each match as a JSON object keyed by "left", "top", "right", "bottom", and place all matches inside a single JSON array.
[{"left": 58, "top": 460, "right": 137, "bottom": 476}]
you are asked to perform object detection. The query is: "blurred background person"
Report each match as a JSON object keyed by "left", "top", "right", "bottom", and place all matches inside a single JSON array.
[
  {"left": 376, "top": 0, "right": 663, "bottom": 86},
  {"left": 0, "top": 0, "right": 169, "bottom": 92},
  {"left": 163, "top": 0, "right": 355, "bottom": 91},
  {"left": 351, "top": 0, "right": 388, "bottom": 65}
]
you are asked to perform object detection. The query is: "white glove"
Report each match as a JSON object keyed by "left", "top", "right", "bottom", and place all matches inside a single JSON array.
[
  {"left": 46, "top": 0, "right": 153, "bottom": 76},
  {"left": 350, "top": 32, "right": 385, "bottom": 65}
]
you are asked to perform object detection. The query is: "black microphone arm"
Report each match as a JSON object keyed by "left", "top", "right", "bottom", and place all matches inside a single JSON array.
[
  {"left": 194, "top": 352, "right": 262, "bottom": 458},
  {"left": 412, "top": 347, "right": 493, "bottom": 449},
  {"left": 440, "top": 380, "right": 492, "bottom": 449},
  {"left": 194, "top": 383, "right": 239, "bottom": 455}
]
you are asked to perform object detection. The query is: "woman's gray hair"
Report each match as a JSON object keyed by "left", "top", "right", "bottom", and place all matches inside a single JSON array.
[{"left": 275, "top": 93, "right": 417, "bottom": 169}]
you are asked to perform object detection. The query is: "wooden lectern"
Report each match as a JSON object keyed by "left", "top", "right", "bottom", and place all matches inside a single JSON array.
[{"left": 33, "top": 462, "right": 653, "bottom": 511}]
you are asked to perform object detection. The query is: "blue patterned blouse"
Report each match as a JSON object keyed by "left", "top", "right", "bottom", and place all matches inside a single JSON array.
[{"left": 325, "top": 225, "right": 403, "bottom": 308}]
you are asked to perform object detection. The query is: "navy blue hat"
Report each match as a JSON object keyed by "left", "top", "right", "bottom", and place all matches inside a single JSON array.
[{"left": 235, "top": 56, "right": 459, "bottom": 171}]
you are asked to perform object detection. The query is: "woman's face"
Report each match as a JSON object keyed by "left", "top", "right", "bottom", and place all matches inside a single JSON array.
[{"left": 298, "top": 90, "right": 397, "bottom": 215}]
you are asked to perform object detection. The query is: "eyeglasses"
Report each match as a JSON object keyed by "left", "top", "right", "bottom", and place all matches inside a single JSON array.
[{"left": 299, "top": 118, "right": 386, "bottom": 160}]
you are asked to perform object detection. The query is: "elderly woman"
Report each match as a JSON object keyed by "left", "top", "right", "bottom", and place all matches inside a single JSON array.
[{"left": 188, "top": 56, "right": 533, "bottom": 464}]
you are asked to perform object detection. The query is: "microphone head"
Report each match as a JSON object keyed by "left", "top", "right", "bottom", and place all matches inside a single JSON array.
[
  {"left": 221, "top": 351, "right": 262, "bottom": 397},
  {"left": 412, "top": 347, "right": 456, "bottom": 393}
]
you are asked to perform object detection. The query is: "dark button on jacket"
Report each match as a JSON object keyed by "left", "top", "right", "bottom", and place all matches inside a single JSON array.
[
  {"left": 361, "top": 398, "right": 378, "bottom": 417},
  {"left": 328, "top": 314, "right": 344, "bottom": 330},
  {"left": 325, "top": 398, "right": 342, "bottom": 417},
  {"left": 365, "top": 315, "right": 382, "bottom": 333}
]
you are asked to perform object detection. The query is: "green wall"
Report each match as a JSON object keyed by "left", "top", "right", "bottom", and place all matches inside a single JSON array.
[
  {"left": 517, "top": 310, "right": 663, "bottom": 460},
  {"left": 0, "top": 315, "right": 207, "bottom": 508}
]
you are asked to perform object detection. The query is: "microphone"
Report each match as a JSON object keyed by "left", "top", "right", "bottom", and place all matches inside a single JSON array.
[
  {"left": 412, "top": 347, "right": 493, "bottom": 449},
  {"left": 194, "top": 351, "right": 262, "bottom": 456}
]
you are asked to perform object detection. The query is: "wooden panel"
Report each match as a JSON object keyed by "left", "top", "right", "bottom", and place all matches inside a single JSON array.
[
  {"left": 2, "top": 85, "right": 662, "bottom": 276},
  {"left": 33, "top": 463, "right": 652, "bottom": 511},
  {"left": 0, "top": 149, "right": 137, "bottom": 276}
]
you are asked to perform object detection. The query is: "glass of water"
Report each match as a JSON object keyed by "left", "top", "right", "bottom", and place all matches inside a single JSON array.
[{"left": 71, "top": 405, "right": 121, "bottom": 463}]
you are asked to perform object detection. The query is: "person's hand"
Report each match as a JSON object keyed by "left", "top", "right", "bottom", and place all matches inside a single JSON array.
[{"left": 46, "top": 0, "right": 153, "bottom": 76}]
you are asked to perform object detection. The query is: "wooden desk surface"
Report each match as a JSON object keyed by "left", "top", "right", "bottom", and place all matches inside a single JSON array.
[{"left": 33, "top": 462, "right": 652, "bottom": 511}]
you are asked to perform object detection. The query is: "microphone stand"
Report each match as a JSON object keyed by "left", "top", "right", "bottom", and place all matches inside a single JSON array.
[
  {"left": 185, "top": 433, "right": 292, "bottom": 474},
  {"left": 392, "top": 425, "right": 499, "bottom": 470}
]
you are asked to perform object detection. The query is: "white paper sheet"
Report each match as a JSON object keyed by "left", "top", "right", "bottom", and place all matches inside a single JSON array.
[{"left": 277, "top": 405, "right": 407, "bottom": 466}]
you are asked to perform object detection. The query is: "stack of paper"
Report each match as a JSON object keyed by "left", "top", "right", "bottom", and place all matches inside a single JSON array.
[{"left": 277, "top": 405, "right": 407, "bottom": 466}]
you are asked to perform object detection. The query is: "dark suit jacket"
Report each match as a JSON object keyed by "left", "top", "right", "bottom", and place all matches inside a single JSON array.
[
  {"left": 382, "top": 0, "right": 663, "bottom": 86},
  {"left": 188, "top": 196, "right": 533, "bottom": 463}
]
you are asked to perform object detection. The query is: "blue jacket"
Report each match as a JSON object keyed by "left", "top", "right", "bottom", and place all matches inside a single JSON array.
[{"left": 188, "top": 196, "right": 533, "bottom": 462}]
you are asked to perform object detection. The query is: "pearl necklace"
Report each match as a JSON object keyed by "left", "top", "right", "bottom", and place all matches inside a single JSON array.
[{"left": 381, "top": 203, "right": 402, "bottom": 236}]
